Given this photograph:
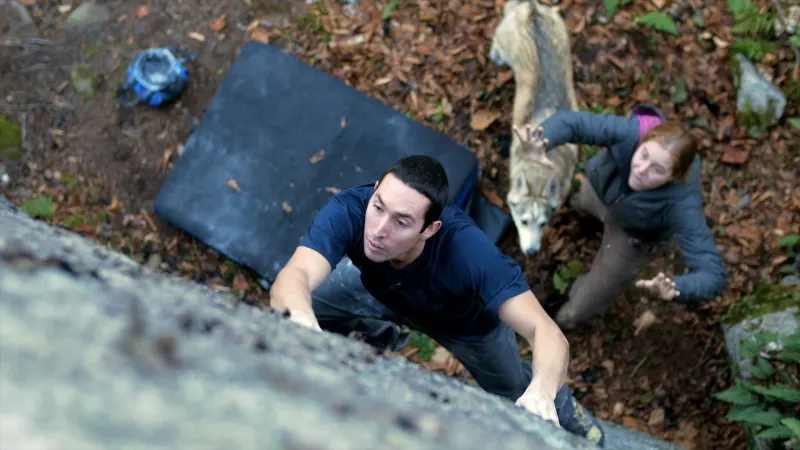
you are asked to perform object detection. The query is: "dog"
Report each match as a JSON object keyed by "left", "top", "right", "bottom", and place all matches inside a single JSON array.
[{"left": 489, "top": 0, "right": 580, "bottom": 256}]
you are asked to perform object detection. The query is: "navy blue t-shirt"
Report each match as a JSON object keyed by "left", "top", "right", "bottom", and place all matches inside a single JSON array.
[{"left": 299, "top": 183, "right": 531, "bottom": 337}]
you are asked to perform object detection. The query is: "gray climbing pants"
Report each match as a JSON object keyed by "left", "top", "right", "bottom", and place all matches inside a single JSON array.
[{"left": 309, "top": 258, "right": 605, "bottom": 447}]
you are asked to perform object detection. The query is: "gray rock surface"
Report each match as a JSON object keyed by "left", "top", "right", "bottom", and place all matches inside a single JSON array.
[
  {"left": 0, "top": 194, "right": 681, "bottom": 450},
  {"left": 64, "top": 0, "right": 110, "bottom": 28},
  {"left": 722, "top": 287, "right": 799, "bottom": 450},
  {"left": 730, "top": 53, "right": 787, "bottom": 129},
  {"left": 2, "top": 0, "right": 35, "bottom": 27}
]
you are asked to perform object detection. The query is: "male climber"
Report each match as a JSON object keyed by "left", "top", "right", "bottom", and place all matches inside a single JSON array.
[{"left": 269, "top": 155, "right": 605, "bottom": 446}]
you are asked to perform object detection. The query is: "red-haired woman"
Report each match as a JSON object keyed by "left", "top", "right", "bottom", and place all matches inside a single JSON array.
[{"left": 514, "top": 104, "right": 727, "bottom": 329}]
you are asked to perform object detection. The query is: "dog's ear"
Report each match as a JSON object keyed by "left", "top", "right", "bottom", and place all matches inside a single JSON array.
[
  {"left": 512, "top": 171, "right": 529, "bottom": 197},
  {"left": 545, "top": 177, "right": 560, "bottom": 207}
]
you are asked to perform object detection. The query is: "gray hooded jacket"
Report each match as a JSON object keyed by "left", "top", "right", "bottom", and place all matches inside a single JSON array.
[{"left": 539, "top": 106, "right": 727, "bottom": 303}]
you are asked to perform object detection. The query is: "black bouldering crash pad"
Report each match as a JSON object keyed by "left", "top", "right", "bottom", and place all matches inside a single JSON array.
[{"left": 153, "top": 41, "right": 511, "bottom": 284}]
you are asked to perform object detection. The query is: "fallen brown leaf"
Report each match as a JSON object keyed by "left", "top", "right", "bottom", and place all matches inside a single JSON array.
[
  {"left": 232, "top": 274, "right": 250, "bottom": 291},
  {"left": 282, "top": 201, "right": 292, "bottom": 213},
  {"left": 648, "top": 407, "right": 665, "bottom": 429},
  {"left": 428, "top": 346, "right": 465, "bottom": 376},
  {"left": 250, "top": 27, "right": 271, "bottom": 43},
  {"left": 400, "top": 347, "right": 419, "bottom": 358},
  {"left": 187, "top": 31, "right": 206, "bottom": 42},
  {"left": 725, "top": 221, "right": 760, "bottom": 243},
  {"left": 108, "top": 197, "right": 122, "bottom": 213},
  {"left": 495, "top": 71, "right": 513, "bottom": 87},
  {"left": 326, "top": 187, "right": 341, "bottom": 194},
  {"left": 601, "top": 359, "right": 615, "bottom": 376},
  {"left": 310, "top": 150, "right": 326, "bottom": 164},
  {"left": 374, "top": 76, "right": 393, "bottom": 86},
  {"left": 470, "top": 109, "right": 502, "bottom": 131},
  {"left": 721, "top": 148, "right": 749, "bottom": 165},
  {"left": 622, "top": 416, "right": 649, "bottom": 433},
  {"left": 634, "top": 310, "right": 659, "bottom": 335},
  {"left": 227, "top": 179, "right": 241, "bottom": 193},
  {"left": 135, "top": 5, "right": 149, "bottom": 18},
  {"left": 73, "top": 224, "right": 96, "bottom": 235},
  {"left": 210, "top": 13, "right": 227, "bottom": 33}
]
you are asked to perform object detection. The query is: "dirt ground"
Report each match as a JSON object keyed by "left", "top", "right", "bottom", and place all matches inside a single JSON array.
[{"left": 2, "top": 0, "right": 798, "bottom": 448}]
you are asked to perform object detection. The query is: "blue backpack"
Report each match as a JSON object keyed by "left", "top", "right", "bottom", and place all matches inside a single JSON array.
[{"left": 118, "top": 47, "right": 194, "bottom": 107}]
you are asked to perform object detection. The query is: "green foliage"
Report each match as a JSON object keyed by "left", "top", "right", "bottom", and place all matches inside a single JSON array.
[
  {"left": 778, "top": 233, "right": 799, "bottom": 275},
  {"left": 408, "top": 331, "right": 436, "bottom": 361},
  {"left": 0, "top": 115, "right": 22, "bottom": 162},
  {"left": 634, "top": 11, "right": 679, "bottom": 36},
  {"left": 20, "top": 197, "right": 55, "bottom": 218},
  {"left": 725, "top": 0, "right": 800, "bottom": 112},
  {"left": 789, "top": 118, "right": 800, "bottom": 130},
  {"left": 779, "top": 234, "right": 800, "bottom": 251},
  {"left": 552, "top": 260, "right": 584, "bottom": 295},
  {"left": 727, "top": 0, "right": 776, "bottom": 36},
  {"left": 715, "top": 329, "right": 800, "bottom": 448},
  {"left": 729, "top": 39, "right": 778, "bottom": 62},
  {"left": 603, "top": 0, "right": 631, "bottom": 19},
  {"left": 382, "top": 0, "right": 399, "bottom": 21}
]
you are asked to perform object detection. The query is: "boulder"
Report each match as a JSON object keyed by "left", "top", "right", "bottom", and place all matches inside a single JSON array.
[
  {"left": 0, "top": 194, "right": 682, "bottom": 449},
  {"left": 730, "top": 54, "right": 787, "bottom": 132},
  {"left": 721, "top": 283, "right": 800, "bottom": 450}
]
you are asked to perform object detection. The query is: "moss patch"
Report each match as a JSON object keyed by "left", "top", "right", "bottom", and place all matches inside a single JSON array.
[
  {"left": 722, "top": 283, "right": 800, "bottom": 327},
  {"left": 0, "top": 115, "right": 22, "bottom": 161},
  {"left": 70, "top": 63, "right": 101, "bottom": 100}
]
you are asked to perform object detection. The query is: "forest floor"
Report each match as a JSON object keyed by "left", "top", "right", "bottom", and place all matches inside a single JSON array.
[{"left": 1, "top": 0, "right": 798, "bottom": 448}]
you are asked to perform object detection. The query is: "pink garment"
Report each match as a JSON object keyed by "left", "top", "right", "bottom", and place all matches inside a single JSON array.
[{"left": 635, "top": 114, "right": 663, "bottom": 145}]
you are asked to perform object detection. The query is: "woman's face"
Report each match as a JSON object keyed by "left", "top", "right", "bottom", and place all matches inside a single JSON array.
[{"left": 629, "top": 140, "right": 673, "bottom": 191}]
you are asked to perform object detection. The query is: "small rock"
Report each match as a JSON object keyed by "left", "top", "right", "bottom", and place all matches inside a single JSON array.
[
  {"left": 612, "top": 402, "right": 625, "bottom": 417},
  {"left": 144, "top": 253, "right": 162, "bottom": 271},
  {"left": 64, "top": 0, "right": 110, "bottom": 28},
  {"left": 730, "top": 54, "right": 787, "bottom": 129},
  {"left": 5, "top": 0, "right": 35, "bottom": 26},
  {"left": 781, "top": 275, "right": 800, "bottom": 286}
]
